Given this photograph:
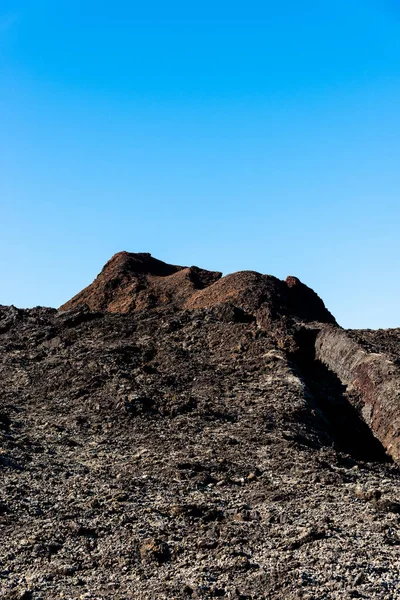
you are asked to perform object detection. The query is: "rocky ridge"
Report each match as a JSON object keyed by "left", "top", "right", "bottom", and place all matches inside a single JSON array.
[{"left": 1, "top": 252, "right": 399, "bottom": 599}]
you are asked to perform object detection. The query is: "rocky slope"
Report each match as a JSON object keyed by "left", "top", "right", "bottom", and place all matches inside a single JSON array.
[
  {"left": 60, "top": 252, "right": 336, "bottom": 329},
  {"left": 59, "top": 252, "right": 223, "bottom": 314},
  {"left": 1, "top": 252, "right": 399, "bottom": 600}
]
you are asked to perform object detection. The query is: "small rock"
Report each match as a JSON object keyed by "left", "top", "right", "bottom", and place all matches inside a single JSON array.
[
  {"left": 374, "top": 498, "right": 400, "bottom": 514},
  {"left": 354, "top": 486, "right": 381, "bottom": 502},
  {"left": 139, "top": 538, "right": 171, "bottom": 564},
  {"left": 288, "top": 527, "right": 326, "bottom": 550},
  {"left": 352, "top": 572, "right": 364, "bottom": 586}
]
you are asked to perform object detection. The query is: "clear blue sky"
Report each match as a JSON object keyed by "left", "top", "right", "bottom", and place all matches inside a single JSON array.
[{"left": 1, "top": 0, "right": 399, "bottom": 328}]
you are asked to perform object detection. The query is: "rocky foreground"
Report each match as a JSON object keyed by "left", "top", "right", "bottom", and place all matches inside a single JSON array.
[{"left": 1, "top": 252, "right": 400, "bottom": 599}]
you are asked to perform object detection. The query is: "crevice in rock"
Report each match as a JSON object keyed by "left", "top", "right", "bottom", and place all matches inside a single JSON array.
[{"left": 291, "top": 328, "right": 390, "bottom": 462}]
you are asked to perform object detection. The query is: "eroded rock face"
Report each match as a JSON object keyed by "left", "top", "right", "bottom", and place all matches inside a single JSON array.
[{"left": 316, "top": 327, "right": 400, "bottom": 462}]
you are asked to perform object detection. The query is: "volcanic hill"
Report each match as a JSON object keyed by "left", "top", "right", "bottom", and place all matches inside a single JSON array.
[{"left": 1, "top": 252, "right": 400, "bottom": 599}]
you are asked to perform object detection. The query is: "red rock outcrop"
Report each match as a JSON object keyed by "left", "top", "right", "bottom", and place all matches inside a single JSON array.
[
  {"left": 60, "top": 251, "right": 222, "bottom": 313},
  {"left": 60, "top": 251, "right": 336, "bottom": 328}
]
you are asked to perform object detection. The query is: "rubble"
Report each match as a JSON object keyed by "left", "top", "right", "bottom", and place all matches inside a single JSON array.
[{"left": 0, "top": 252, "right": 399, "bottom": 599}]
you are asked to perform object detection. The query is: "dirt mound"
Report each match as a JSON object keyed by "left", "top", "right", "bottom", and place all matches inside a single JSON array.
[
  {"left": 186, "top": 271, "right": 336, "bottom": 327},
  {"left": 60, "top": 252, "right": 336, "bottom": 329},
  {"left": 59, "top": 251, "right": 222, "bottom": 313}
]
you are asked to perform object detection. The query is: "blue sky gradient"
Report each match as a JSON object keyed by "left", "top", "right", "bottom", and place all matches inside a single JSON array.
[{"left": 1, "top": 0, "right": 399, "bottom": 327}]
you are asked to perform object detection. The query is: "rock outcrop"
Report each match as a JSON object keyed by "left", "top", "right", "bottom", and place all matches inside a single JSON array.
[
  {"left": 316, "top": 326, "right": 400, "bottom": 462},
  {"left": 60, "top": 252, "right": 222, "bottom": 313},
  {"left": 61, "top": 251, "right": 336, "bottom": 330}
]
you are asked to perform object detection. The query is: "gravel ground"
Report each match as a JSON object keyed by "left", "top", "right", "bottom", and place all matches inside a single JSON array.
[{"left": 0, "top": 304, "right": 399, "bottom": 599}]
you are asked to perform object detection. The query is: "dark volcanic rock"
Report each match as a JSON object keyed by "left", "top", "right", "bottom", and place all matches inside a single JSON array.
[{"left": 1, "top": 252, "right": 399, "bottom": 599}]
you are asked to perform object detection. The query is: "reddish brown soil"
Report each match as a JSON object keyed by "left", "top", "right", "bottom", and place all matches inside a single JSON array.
[
  {"left": 60, "top": 252, "right": 222, "bottom": 313},
  {"left": 60, "top": 252, "right": 336, "bottom": 328}
]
